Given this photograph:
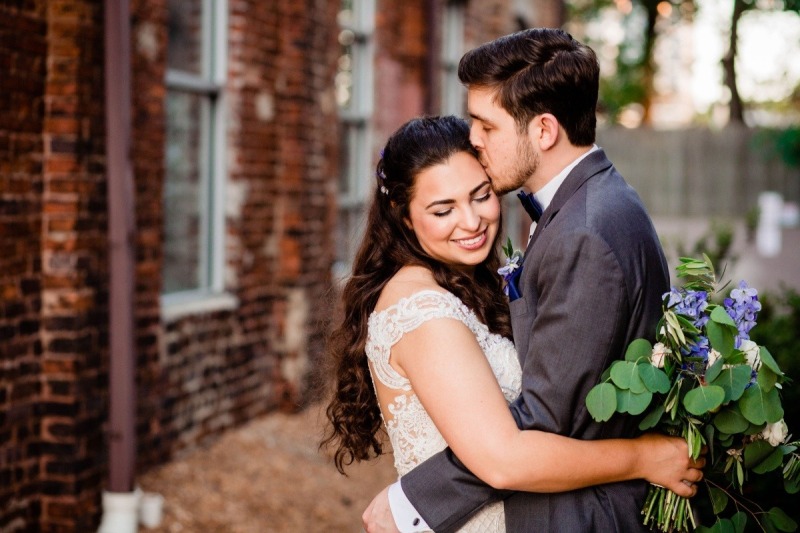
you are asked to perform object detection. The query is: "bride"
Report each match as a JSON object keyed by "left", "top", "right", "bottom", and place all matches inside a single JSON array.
[{"left": 322, "top": 116, "right": 703, "bottom": 532}]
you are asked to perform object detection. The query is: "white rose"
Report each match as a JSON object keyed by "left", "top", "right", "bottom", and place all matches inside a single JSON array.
[
  {"left": 761, "top": 419, "right": 789, "bottom": 447},
  {"left": 740, "top": 339, "right": 761, "bottom": 371},
  {"left": 651, "top": 342, "right": 669, "bottom": 368},
  {"left": 706, "top": 348, "right": 722, "bottom": 368}
]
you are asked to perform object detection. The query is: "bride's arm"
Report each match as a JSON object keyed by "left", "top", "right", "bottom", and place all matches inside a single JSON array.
[{"left": 392, "top": 317, "right": 703, "bottom": 497}]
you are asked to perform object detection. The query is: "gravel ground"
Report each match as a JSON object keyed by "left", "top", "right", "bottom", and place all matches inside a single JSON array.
[{"left": 138, "top": 404, "right": 397, "bottom": 533}]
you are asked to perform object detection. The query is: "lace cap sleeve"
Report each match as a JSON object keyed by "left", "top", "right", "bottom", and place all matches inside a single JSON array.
[{"left": 366, "top": 289, "right": 476, "bottom": 390}]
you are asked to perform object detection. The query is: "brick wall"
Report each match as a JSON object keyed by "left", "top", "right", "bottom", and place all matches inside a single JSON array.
[
  {"left": 2, "top": 0, "right": 339, "bottom": 529},
  {"left": 40, "top": 0, "right": 108, "bottom": 529},
  {"left": 0, "top": 0, "right": 532, "bottom": 530},
  {"left": 1, "top": 2, "right": 48, "bottom": 530}
]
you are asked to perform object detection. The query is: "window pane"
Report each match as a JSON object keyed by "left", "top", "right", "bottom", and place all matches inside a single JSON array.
[
  {"left": 167, "top": 0, "right": 204, "bottom": 76},
  {"left": 163, "top": 90, "right": 207, "bottom": 293}
]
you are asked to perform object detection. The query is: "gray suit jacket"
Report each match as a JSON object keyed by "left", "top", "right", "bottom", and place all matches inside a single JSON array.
[{"left": 401, "top": 149, "right": 669, "bottom": 532}]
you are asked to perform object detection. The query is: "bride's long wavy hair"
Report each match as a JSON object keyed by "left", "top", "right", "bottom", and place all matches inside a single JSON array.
[{"left": 321, "top": 116, "right": 513, "bottom": 473}]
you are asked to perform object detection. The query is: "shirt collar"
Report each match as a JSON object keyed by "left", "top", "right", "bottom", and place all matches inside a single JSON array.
[{"left": 533, "top": 145, "right": 599, "bottom": 212}]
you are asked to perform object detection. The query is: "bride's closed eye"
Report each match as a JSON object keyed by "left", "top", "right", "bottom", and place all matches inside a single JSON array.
[{"left": 474, "top": 191, "right": 492, "bottom": 203}]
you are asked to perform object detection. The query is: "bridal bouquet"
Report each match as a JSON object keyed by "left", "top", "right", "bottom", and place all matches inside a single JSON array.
[{"left": 586, "top": 256, "right": 799, "bottom": 532}]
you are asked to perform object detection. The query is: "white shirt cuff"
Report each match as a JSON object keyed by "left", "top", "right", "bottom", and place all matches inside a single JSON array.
[{"left": 388, "top": 481, "right": 431, "bottom": 532}]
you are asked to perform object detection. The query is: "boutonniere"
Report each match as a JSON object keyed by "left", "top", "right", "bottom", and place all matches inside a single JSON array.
[{"left": 497, "top": 238, "right": 524, "bottom": 301}]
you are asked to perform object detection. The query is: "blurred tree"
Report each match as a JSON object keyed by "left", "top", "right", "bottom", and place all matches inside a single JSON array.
[
  {"left": 722, "top": 0, "right": 800, "bottom": 124},
  {"left": 570, "top": 0, "right": 695, "bottom": 124}
]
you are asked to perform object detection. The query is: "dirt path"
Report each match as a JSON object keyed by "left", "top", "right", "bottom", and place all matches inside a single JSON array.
[{"left": 138, "top": 404, "right": 397, "bottom": 532}]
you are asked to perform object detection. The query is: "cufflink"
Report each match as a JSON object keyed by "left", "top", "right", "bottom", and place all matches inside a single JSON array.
[{"left": 413, "top": 518, "right": 420, "bottom": 526}]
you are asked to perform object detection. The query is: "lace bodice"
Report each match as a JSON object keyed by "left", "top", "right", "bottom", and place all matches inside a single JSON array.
[{"left": 366, "top": 290, "right": 522, "bottom": 532}]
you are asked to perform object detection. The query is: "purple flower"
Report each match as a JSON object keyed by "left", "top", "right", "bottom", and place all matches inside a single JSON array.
[
  {"left": 665, "top": 288, "right": 709, "bottom": 329},
  {"left": 724, "top": 281, "right": 761, "bottom": 347}
]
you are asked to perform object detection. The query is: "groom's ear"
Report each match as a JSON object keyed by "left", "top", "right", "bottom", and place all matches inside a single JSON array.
[{"left": 530, "top": 113, "right": 559, "bottom": 151}]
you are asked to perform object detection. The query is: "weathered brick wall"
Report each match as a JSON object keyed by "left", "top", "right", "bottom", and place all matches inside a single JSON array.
[
  {"left": 1, "top": 0, "right": 534, "bottom": 529},
  {"left": 39, "top": 0, "right": 108, "bottom": 530},
  {"left": 130, "top": 0, "right": 170, "bottom": 469},
  {"left": 372, "top": 0, "right": 525, "bottom": 144},
  {"left": 2, "top": 0, "right": 339, "bottom": 529},
  {"left": 1, "top": 2, "right": 48, "bottom": 530},
  {"left": 466, "top": 0, "right": 519, "bottom": 53},
  {"left": 141, "top": 0, "right": 340, "bottom": 466}
]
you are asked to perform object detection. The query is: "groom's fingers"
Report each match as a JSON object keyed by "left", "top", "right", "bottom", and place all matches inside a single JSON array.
[
  {"left": 687, "top": 467, "right": 704, "bottom": 484},
  {"left": 362, "top": 500, "right": 375, "bottom": 529},
  {"left": 362, "top": 486, "right": 400, "bottom": 533}
]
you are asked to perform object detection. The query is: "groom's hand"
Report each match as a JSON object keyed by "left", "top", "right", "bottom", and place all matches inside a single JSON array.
[{"left": 362, "top": 486, "right": 401, "bottom": 533}]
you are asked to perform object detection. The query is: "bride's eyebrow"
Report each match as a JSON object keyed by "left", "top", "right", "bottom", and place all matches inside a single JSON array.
[{"left": 424, "top": 181, "right": 491, "bottom": 209}]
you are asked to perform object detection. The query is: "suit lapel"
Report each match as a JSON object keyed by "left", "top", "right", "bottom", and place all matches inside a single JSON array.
[{"left": 525, "top": 149, "right": 612, "bottom": 253}]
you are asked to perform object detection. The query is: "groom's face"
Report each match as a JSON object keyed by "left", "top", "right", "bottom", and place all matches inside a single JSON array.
[{"left": 467, "top": 86, "right": 538, "bottom": 195}]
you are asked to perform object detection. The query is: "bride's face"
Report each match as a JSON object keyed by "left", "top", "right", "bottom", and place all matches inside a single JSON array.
[{"left": 405, "top": 151, "right": 501, "bottom": 270}]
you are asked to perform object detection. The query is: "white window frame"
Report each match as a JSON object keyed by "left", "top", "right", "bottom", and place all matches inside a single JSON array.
[
  {"left": 338, "top": 0, "right": 375, "bottom": 208},
  {"left": 335, "top": 0, "right": 376, "bottom": 278},
  {"left": 440, "top": 1, "right": 466, "bottom": 117},
  {"left": 161, "top": 0, "right": 236, "bottom": 321}
]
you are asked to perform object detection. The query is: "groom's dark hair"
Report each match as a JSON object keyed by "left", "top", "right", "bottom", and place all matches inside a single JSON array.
[{"left": 458, "top": 27, "right": 599, "bottom": 146}]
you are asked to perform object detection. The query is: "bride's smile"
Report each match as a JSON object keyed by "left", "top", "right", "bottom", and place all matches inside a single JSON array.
[{"left": 404, "top": 151, "right": 500, "bottom": 269}]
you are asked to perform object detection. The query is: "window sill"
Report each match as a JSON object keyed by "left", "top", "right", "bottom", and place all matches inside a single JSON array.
[{"left": 160, "top": 290, "right": 239, "bottom": 323}]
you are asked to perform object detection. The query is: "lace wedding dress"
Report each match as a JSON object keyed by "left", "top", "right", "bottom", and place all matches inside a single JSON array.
[{"left": 366, "top": 290, "right": 522, "bottom": 533}]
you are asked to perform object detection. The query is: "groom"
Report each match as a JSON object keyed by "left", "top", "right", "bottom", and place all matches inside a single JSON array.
[{"left": 362, "top": 28, "right": 671, "bottom": 533}]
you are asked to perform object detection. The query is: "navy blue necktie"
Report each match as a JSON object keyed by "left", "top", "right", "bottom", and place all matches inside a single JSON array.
[{"left": 517, "top": 190, "right": 543, "bottom": 222}]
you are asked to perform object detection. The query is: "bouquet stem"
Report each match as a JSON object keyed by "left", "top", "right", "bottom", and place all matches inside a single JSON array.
[{"left": 642, "top": 484, "right": 696, "bottom": 532}]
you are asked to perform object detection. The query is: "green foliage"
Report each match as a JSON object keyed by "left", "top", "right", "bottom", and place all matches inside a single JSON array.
[
  {"left": 753, "top": 127, "right": 800, "bottom": 169},
  {"left": 673, "top": 223, "right": 736, "bottom": 275},
  {"left": 585, "top": 257, "right": 800, "bottom": 532},
  {"left": 747, "top": 287, "right": 800, "bottom": 526},
  {"left": 598, "top": 64, "right": 647, "bottom": 124}
]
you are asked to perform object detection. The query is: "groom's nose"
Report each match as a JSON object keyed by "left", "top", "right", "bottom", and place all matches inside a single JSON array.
[{"left": 469, "top": 124, "right": 484, "bottom": 150}]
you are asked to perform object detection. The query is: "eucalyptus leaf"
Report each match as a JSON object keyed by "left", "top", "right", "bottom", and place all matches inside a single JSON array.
[
  {"left": 786, "top": 476, "right": 800, "bottom": 495},
  {"left": 586, "top": 383, "right": 617, "bottom": 422},
  {"left": 707, "top": 320, "right": 735, "bottom": 357},
  {"left": 610, "top": 361, "right": 633, "bottom": 390},
  {"left": 758, "top": 366, "right": 778, "bottom": 392},
  {"left": 711, "top": 366, "right": 752, "bottom": 403},
  {"left": 752, "top": 447, "right": 784, "bottom": 474},
  {"left": 719, "top": 433, "right": 734, "bottom": 447},
  {"left": 759, "top": 346, "right": 784, "bottom": 376},
  {"left": 744, "top": 439, "right": 776, "bottom": 468},
  {"left": 638, "top": 404, "right": 664, "bottom": 430},
  {"left": 625, "top": 338, "right": 652, "bottom": 363},
  {"left": 731, "top": 512, "right": 747, "bottom": 533},
  {"left": 709, "top": 486, "right": 729, "bottom": 514},
  {"left": 638, "top": 364, "right": 671, "bottom": 394},
  {"left": 616, "top": 389, "right": 652, "bottom": 415},
  {"left": 711, "top": 305, "right": 738, "bottom": 328},
  {"left": 744, "top": 422, "right": 766, "bottom": 436},
  {"left": 714, "top": 518, "right": 736, "bottom": 533},
  {"left": 611, "top": 361, "right": 646, "bottom": 393},
  {"left": 740, "top": 384, "right": 784, "bottom": 425},
  {"left": 683, "top": 385, "right": 725, "bottom": 416},
  {"left": 714, "top": 407, "right": 750, "bottom": 434},
  {"left": 765, "top": 507, "right": 798, "bottom": 532},
  {"left": 705, "top": 357, "right": 725, "bottom": 384}
]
